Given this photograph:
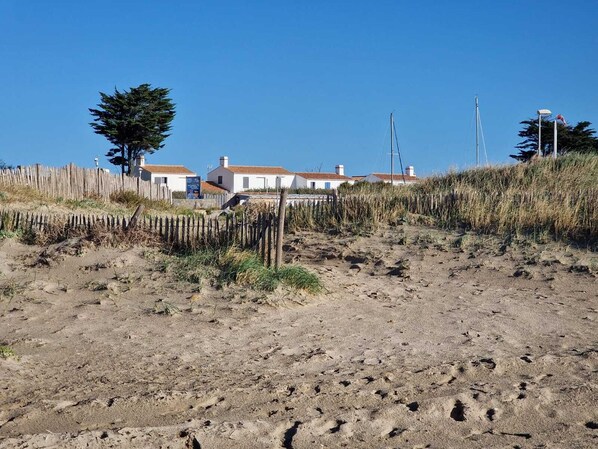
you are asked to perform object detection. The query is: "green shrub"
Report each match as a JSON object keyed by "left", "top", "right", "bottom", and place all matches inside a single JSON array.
[
  {"left": 277, "top": 265, "right": 322, "bottom": 293},
  {"left": 219, "top": 250, "right": 278, "bottom": 291},
  {"left": 0, "top": 345, "right": 17, "bottom": 359},
  {"left": 219, "top": 250, "right": 322, "bottom": 293},
  {"left": 170, "top": 249, "right": 221, "bottom": 284},
  {"left": 166, "top": 248, "right": 322, "bottom": 293}
]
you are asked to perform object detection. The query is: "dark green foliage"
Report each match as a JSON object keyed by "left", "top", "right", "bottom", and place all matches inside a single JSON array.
[
  {"left": 169, "top": 250, "right": 221, "bottom": 284},
  {"left": 511, "top": 118, "right": 598, "bottom": 161},
  {"left": 193, "top": 249, "right": 322, "bottom": 293},
  {"left": 276, "top": 265, "right": 322, "bottom": 294},
  {"left": 165, "top": 248, "right": 322, "bottom": 294},
  {"left": 89, "top": 84, "right": 176, "bottom": 175},
  {"left": 0, "top": 160, "right": 13, "bottom": 170}
]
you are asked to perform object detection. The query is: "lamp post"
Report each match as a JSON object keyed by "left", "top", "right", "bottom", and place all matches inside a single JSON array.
[
  {"left": 94, "top": 157, "right": 100, "bottom": 196},
  {"left": 537, "top": 109, "right": 552, "bottom": 157}
]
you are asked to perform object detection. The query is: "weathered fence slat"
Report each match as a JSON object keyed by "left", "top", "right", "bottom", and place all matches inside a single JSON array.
[{"left": 0, "top": 164, "right": 172, "bottom": 202}]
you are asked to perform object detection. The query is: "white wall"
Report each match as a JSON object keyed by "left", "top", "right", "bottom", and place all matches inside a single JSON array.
[
  {"left": 135, "top": 166, "right": 196, "bottom": 192},
  {"left": 160, "top": 175, "right": 189, "bottom": 192},
  {"left": 232, "top": 174, "right": 293, "bottom": 193},
  {"left": 146, "top": 173, "right": 191, "bottom": 191},
  {"left": 207, "top": 166, "right": 235, "bottom": 192},
  {"left": 363, "top": 174, "right": 416, "bottom": 186},
  {"left": 207, "top": 167, "right": 293, "bottom": 193},
  {"left": 292, "top": 176, "right": 306, "bottom": 189},
  {"left": 292, "top": 176, "right": 353, "bottom": 189}
]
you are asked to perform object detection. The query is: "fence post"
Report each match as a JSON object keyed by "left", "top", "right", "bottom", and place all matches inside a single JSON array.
[
  {"left": 267, "top": 213, "right": 273, "bottom": 267},
  {"left": 35, "top": 164, "right": 41, "bottom": 190},
  {"left": 127, "top": 204, "right": 145, "bottom": 231},
  {"left": 275, "top": 189, "right": 288, "bottom": 270}
]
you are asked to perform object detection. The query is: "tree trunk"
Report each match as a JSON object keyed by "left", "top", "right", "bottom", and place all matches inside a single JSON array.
[
  {"left": 126, "top": 147, "right": 134, "bottom": 176},
  {"left": 120, "top": 146, "right": 126, "bottom": 176}
]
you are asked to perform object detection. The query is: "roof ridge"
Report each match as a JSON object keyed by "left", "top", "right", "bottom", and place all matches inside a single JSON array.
[{"left": 228, "top": 164, "right": 289, "bottom": 168}]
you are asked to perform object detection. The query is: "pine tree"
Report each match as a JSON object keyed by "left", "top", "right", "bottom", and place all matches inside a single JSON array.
[
  {"left": 89, "top": 84, "right": 176, "bottom": 175},
  {"left": 511, "top": 118, "right": 598, "bottom": 162}
]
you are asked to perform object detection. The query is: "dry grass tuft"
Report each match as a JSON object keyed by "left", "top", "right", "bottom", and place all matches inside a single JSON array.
[{"left": 290, "top": 154, "right": 598, "bottom": 246}]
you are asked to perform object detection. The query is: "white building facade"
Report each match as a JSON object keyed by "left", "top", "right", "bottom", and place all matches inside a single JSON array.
[
  {"left": 207, "top": 156, "right": 294, "bottom": 193},
  {"left": 133, "top": 156, "right": 196, "bottom": 192},
  {"left": 292, "top": 165, "right": 354, "bottom": 189},
  {"left": 363, "top": 166, "right": 418, "bottom": 185}
]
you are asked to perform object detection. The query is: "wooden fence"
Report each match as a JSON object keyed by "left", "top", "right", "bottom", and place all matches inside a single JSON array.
[
  {"left": 286, "top": 189, "right": 598, "bottom": 243},
  {"left": 3, "top": 188, "right": 593, "bottom": 264},
  {"left": 0, "top": 164, "right": 171, "bottom": 202},
  {"left": 0, "top": 209, "right": 278, "bottom": 265}
]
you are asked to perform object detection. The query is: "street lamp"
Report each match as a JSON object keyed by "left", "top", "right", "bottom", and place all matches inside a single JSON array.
[{"left": 537, "top": 109, "right": 551, "bottom": 157}]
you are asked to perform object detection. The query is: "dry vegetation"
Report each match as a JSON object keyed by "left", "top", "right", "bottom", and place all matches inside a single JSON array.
[
  {"left": 1, "top": 157, "right": 597, "bottom": 448},
  {"left": 0, "top": 184, "right": 202, "bottom": 218},
  {"left": 290, "top": 154, "right": 598, "bottom": 247}
]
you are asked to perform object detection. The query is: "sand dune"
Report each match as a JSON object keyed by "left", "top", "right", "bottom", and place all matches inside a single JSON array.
[{"left": 1, "top": 226, "right": 596, "bottom": 448}]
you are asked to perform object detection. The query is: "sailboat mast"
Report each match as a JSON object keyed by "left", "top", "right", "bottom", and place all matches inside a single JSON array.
[
  {"left": 390, "top": 112, "right": 394, "bottom": 185},
  {"left": 475, "top": 96, "right": 480, "bottom": 167}
]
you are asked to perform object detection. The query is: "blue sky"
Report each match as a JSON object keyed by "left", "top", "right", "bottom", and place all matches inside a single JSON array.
[{"left": 1, "top": 0, "right": 597, "bottom": 178}]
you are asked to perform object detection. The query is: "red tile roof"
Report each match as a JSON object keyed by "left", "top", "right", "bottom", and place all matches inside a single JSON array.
[
  {"left": 370, "top": 173, "right": 419, "bottom": 182},
  {"left": 294, "top": 172, "right": 352, "bottom": 181},
  {"left": 201, "top": 181, "right": 228, "bottom": 194},
  {"left": 141, "top": 165, "right": 195, "bottom": 175},
  {"left": 226, "top": 165, "right": 293, "bottom": 175}
]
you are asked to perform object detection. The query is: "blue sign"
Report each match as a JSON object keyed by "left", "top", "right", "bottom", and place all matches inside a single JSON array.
[{"left": 186, "top": 176, "right": 201, "bottom": 199}]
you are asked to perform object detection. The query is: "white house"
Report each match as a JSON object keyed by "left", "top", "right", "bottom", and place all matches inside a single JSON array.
[
  {"left": 364, "top": 166, "right": 418, "bottom": 185},
  {"left": 133, "top": 156, "right": 196, "bottom": 192},
  {"left": 292, "top": 165, "right": 354, "bottom": 189},
  {"left": 207, "top": 156, "right": 294, "bottom": 193}
]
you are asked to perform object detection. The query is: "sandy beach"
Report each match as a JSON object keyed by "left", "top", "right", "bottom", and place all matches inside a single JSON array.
[{"left": 1, "top": 225, "right": 596, "bottom": 448}]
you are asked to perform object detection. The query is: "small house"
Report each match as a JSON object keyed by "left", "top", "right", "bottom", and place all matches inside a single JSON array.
[
  {"left": 292, "top": 165, "right": 354, "bottom": 189},
  {"left": 207, "top": 156, "right": 294, "bottom": 193},
  {"left": 133, "top": 156, "right": 196, "bottom": 192},
  {"left": 364, "top": 166, "right": 418, "bottom": 185}
]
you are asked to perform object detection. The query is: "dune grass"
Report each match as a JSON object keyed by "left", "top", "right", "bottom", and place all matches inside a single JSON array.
[
  {"left": 293, "top": 154, "right": 598, "bottom": 246},
  {"left": 0, "top": 182, "right": 202, "bottom": 216},
  {"left": 219, "top": 250, "right": 322, "bottom": 293},
  {"left": 166, "top": 248, "right": 322, "bottom": 294}
]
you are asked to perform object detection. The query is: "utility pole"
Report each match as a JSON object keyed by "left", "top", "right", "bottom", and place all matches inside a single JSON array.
[
  {"left": 553, "top": 120, "right": 558, "bottom": 159},
  {"left": 390, "top": 112, "right": 394, "bottom": 185},
  {"left": 475, "top": 96, "right": 479, "bottom": 166}
]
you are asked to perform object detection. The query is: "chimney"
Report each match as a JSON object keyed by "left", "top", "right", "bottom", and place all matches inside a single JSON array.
[
  {"left": 219, "top": 156, "right": 229, "bottom": 168},
  {"left": 405, "top": 166, "right": 415, "bottom": 177},
  {"left": 335, "top": 164, "right": 344, "bottom": 176},
  {"left": 136, "top": 155, "right": 145, "bottom": 167}
]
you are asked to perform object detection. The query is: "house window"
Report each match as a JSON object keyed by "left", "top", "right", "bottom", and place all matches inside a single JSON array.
[
  {"left": 217, "top": 175, "right": 223, "bottom": 185},
  {"left": 243, "top": 176, "right": 249, "bottom": 189},
  {"left": 155, "top": 177, "right": 167, "bottom": 185},
  {"left": 310, "top": 182, "right": 316, "bottom": 189},
  {"left": 324, "top": 182, "right": 331, "bottom": 189}
]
